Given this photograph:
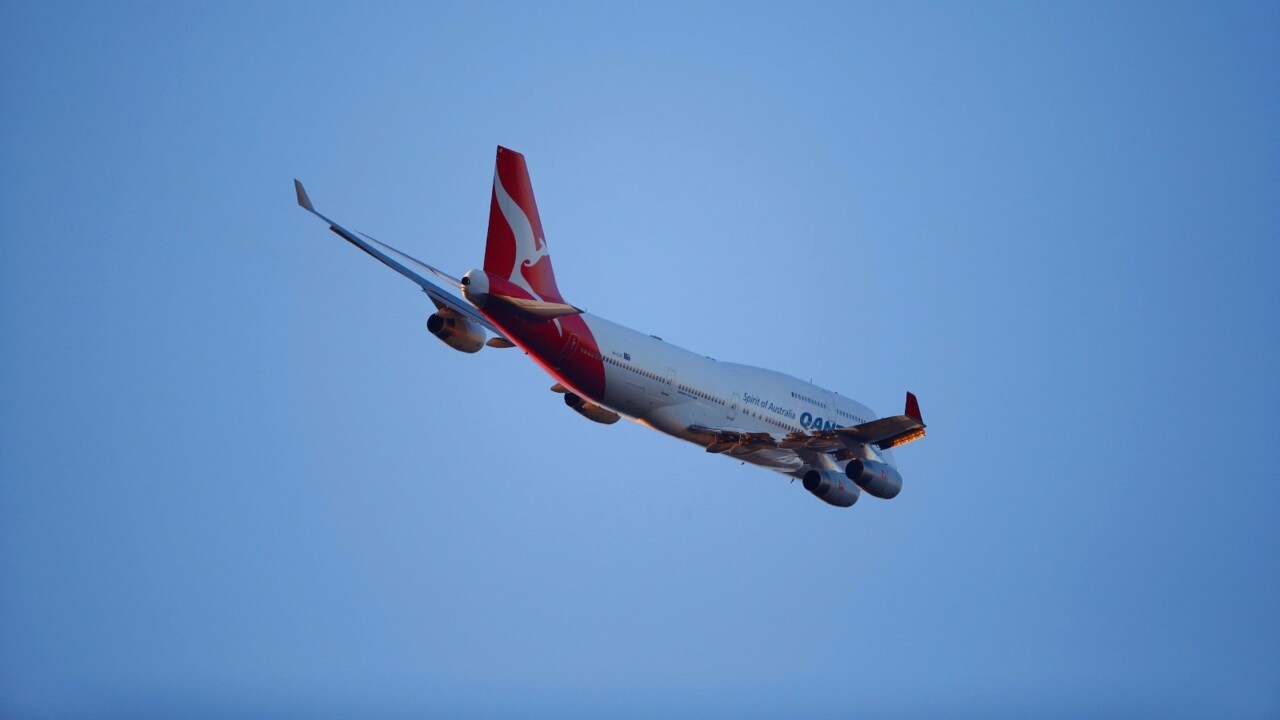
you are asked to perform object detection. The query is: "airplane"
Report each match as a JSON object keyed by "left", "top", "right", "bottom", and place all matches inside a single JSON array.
[{"left": 295, "top": 147, "right": 925, "bottom": 508}]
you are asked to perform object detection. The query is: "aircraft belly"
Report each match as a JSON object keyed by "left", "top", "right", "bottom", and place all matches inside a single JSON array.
[{"left": 743, "top": 450, "right": 805, "bottom": 471}]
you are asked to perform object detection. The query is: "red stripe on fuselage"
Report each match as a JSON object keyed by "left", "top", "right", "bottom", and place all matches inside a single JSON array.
[{"left": 477, "top": 274, "right": 606, "bottom": 401}]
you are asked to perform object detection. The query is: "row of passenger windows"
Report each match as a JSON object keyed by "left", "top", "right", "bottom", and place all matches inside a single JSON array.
[
  {"left": 790, "top": 390, "right": 827, "bottom": 409},
  {"left": 590, "top": 348, "right": 728, "bottom": 407},
  {"left": 740, "top": 407, "right": 803, "bottom": 434},
  {"left": 603, "top": 354, "right": 675, "bottom": 387},
  {"left": 592, "top": 351, "right": 855, "bottom": 424},
  {"left": 678, "top": 384, "right": 725, "bottom": 406}
]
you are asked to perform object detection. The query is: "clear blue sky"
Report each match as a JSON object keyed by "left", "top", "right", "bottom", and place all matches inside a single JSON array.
[{"left": 2, "top": 2, "right": 1277, "bottom": 717}]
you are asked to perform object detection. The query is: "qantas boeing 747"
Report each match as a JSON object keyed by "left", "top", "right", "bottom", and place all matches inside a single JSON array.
[{"left": 295, "top": 147, "right": 925, "bottom": 508}]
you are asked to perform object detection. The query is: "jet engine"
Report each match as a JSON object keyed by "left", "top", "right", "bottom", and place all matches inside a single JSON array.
[
  {"left": 845, "top": 459, "right": 903, "bottom": 499},
  {"left": 426, "top": 311, "right": 485, "bottom": 353},
  {"left": 564, "top": 392, "right": 620, "bottom": 425},
  {"left": 802, "top": 470, "right": 860, "bottom": 508}
]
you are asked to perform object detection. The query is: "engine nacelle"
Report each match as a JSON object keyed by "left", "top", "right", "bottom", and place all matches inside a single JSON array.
[
  {"left": 564, "top": 392, "right": 621, "bottom": 425},
  {"left": 802, "top": 470, "right": 860, "bottom": 508},
  {"left": 845, "top": 459, "right": 903, "bottom": 499},
  {"left": 426, "top": 311, "right": 485, "bottom": 353}
]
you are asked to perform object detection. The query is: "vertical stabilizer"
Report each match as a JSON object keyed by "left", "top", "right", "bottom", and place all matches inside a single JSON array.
[{"left": 484, "top": 147, "right": 565, "bottom": 303}]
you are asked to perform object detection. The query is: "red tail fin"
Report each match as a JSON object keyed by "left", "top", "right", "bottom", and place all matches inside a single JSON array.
[{"left": 483, "top": 147, "right": 565, "bottom": 303}]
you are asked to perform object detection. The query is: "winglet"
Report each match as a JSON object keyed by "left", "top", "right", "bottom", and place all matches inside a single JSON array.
[
  {"left": 905, "top": 391, "right": 923, "bottom": 424},
  {"left": 294, "top": 179, "right": 314, "bottom": 212}
]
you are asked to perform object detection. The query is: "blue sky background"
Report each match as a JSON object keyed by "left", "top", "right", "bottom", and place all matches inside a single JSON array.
[{"left": 2, "top": 2, "right": 1277, "bottom": 717}]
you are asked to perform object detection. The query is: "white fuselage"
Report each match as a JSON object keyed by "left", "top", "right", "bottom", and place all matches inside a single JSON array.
[{"left": 577, "top": 314, "right": 896, "bottom": 479}]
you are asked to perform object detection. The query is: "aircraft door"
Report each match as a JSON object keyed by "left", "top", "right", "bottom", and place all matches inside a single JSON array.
[
  {"left": 662, "top": 369, "right": 675, "bottom": 396},
  {"left": 729, "top": 393, "right": 741, "bottom": 421}
]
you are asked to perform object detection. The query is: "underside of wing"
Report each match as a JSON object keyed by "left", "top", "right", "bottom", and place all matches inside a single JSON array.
[
  {"left": 359, "top": 232, "right": 505, "bottom": 335},
  {"left": 836, "top": 416, "right": 926, "bottom": 449},
  {"left": 687, "top": 425, "right": 778, "bottom": 455}
]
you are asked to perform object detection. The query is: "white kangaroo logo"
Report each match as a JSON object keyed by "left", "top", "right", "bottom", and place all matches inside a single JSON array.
[{"left": 494, "top": 171, "right": 549, "bottom": 301}]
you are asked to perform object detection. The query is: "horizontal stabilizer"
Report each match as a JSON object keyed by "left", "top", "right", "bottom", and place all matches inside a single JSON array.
[{"left": 490, "top": 293, "right": 584, "bottom": 319}]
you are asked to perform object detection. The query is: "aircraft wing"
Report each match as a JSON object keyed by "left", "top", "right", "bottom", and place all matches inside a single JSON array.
[
  {"left": 688, "top": 392, "right": 926, "bottom": 456},
  {"left": 837, "top": 392, "right": 926, "bottom": 449},
  {"left": 294, "top": 179, "right": 506, "bottom": 339},
  {"left": 811, "top": 392, "right": 927, "bottom": 450},
  {"left": 835, "top": 417, "right": 924, "bottom": 448}
]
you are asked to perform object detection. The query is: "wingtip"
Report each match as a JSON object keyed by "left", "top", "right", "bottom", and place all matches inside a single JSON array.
[
  {"left": 294, "top": 179, "right": 314, "bottom": 211},
  {"left": 905, "top": 391, "right": 923, "bottom": 425}
]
